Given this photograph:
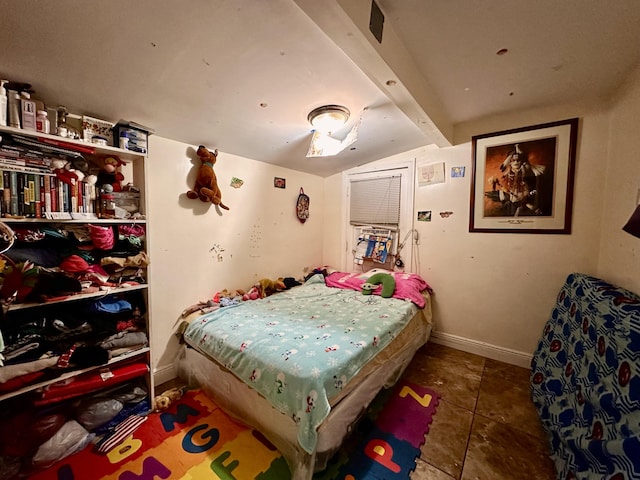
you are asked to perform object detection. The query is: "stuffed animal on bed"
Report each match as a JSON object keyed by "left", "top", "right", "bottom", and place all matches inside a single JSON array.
[
  {"left": 187, "top": 145, "right": 230, "bottom": 210},
  {"left": 257, "top": 278, "right": 286, "bottom": 298},
  {"left": 361, "top": 272, "right": 396, "bottom": 298},
  {"left": 243, "top": 286, "right": 260, "bottom": 301}
]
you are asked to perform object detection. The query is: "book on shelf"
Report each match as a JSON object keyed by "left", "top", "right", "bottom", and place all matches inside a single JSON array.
[
  {"left": 27, "top": 174, "right": 36, "bottom": 217},
  {"left": 0, "top": 161, "right": 53, "bottom": 176},
  {"left": 0, "top": 169, "right": 98, "bottom": 217},
  {"left": 9, "top": 171, "right": 18, "bottom": 216},
  {"left": 43, "top": 175, "right": 51, "bottom": 214},
  {"left": 0, "top": 172, "right": 4, "bottom": 214},
  {"left": 50, "top": 176, "right": 58, "bottom": 213},
  {"left": 60, "top": 182, "right": 68, "bottom": 214},
  {"left": 18, "top": 173, "right": 26, "bottom": 216},
  {"left": 35, "top": 175, "right": 42, "bottom": 218}
]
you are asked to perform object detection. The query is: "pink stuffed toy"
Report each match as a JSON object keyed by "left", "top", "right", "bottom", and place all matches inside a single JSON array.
[{"left": 242, "top": 286, "right": 260, "bottom": 301}]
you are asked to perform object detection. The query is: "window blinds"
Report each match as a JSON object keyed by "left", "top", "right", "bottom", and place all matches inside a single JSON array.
[{"left": 349, "top": 175, "right": 401, "bottom": 225}]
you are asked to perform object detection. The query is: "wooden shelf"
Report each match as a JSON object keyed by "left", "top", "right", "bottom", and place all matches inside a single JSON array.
[
  {"left": 0, "top": 125, "right": 145, "bottom": 162},
  {"left": 1, "top": 217, "right": 146, "bottom": 224},
  {"left": 0, "top": 118, "right": 153, "bottom": 453},
  {"left": 7, "top": 284, "right": 148, "bottom": 311},
  {"left": 0, "top": 347, "right": 150, "bottom": 402}
]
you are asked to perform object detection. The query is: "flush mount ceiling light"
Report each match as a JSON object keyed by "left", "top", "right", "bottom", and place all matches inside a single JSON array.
[
  {"left": 306, "top": 106, "right": 367, "bottom": 158},
  {"left": 307, "top": 105, "right": 350, "bottom": 134}
]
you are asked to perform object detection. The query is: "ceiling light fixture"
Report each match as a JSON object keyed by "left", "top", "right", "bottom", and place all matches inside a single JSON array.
[{"left": 308, "top": 105, "right": 350, "bottom": 134}]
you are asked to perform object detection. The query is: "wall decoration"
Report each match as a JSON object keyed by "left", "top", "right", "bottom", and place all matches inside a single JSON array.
[
  {"left": 296, "top": 188, "right": 310, "bottom": 223},
  {"left": 417, "top": 162, "right": 445, "bottom": 186},
  {"left": 439, "top": 211, "right": 453, "bottom": 218},
  {"left": 230, "top": 177, "right": 244, "bottom": 188},
  {"left": 417, "top": 211, "right": 432, "bottom": 222},
  {"left": 274, "top": 177, "right": 286, "bottom": 189},
  {"left": 470, "top": 118, "right": 578, "bottom": 234},
  {"left": 451, "top": 166, "right": 465, "bottom": 178}
]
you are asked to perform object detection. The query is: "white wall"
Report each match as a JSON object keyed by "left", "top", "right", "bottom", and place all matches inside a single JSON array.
[
  {"left": 324, "top": 103, "right": 614, "bottom": 366},
  {"left": 597, "top": 63, "right": 640, "bottom": 293},
  {"left": 146, "top": 137, "right": 324, "bottom": 379},
  {"left": 416, "top": 108, "right": 610, "bottom": 365},
  {"left": 149, "top": 67, "right": 640, "bottom": 378}
]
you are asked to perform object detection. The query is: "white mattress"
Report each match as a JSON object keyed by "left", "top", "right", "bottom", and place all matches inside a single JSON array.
[{"left": 174, "top": 293, "right": 432, "bottom": 479}]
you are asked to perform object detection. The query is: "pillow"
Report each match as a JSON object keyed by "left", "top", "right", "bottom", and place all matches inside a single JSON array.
[{"left": 325, "top": 270, "right": 432, "bottom": 308}]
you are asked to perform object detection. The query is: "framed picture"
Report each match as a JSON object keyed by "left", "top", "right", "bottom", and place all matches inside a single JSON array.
[
  {"left": 469, "top": 118, "right": 578, "bottom": 234},
  {"left": 274, "top": 177, "right": 286, "bottom": 189}
]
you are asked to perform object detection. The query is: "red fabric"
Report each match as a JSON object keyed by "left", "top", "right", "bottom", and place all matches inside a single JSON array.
[
  {"left": 34, "top": 362, "right": 149, "bottom": 406},
  {"left": 59, "top": 255, "right": 89, "bottom": 273},
  {"left": 0, "top": 371, "right": 45, "bottom": 393},
  {"left": 89, "top": 224, "right": 115, "bottom": 250},
  {"left": 118, "top": 224, "right": 145, "bottom": 237}
]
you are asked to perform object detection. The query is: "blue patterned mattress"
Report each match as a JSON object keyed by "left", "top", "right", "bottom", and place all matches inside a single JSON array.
[
  {"left": 531, "top": 273, "right": 640, "bottom": 479},
  {"left": 183, "top": 274, "right": 427, "bottom": 454}
]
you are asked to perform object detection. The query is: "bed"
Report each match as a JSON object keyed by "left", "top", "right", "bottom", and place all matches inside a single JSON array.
[{"left": 175, "top": 270, "right": 433, "bottom": 479}]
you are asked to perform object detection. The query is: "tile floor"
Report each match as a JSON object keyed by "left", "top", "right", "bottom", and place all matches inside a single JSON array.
[
  {"left": 403, "top": 342, "right": 556, "bottom": 479},
  {"left": 157, "top": 341, "right": 557, "bottom": 479}
]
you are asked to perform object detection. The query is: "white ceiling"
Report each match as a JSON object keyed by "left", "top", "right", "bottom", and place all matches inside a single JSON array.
[{"left": 2, "top": 0, "right": 639, "bottom": 177}]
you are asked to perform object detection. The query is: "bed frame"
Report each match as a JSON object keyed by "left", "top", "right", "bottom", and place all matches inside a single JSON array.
[{"left": 175, "top": 296, "right": 432, "bottom": 479}]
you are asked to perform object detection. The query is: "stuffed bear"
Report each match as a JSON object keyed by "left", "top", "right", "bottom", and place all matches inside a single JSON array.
[
  {"left": 96, "top": 156, "right": 125, "bottom": 192},
  {"left": 52, "top": 158, "right": 96, "bottom": 186},
  {"left": 187, "top": 146, "right": 229, "bottom": 210}
]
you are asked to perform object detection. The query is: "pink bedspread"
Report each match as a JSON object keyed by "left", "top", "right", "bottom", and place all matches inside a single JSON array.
[{"left": 325, "top": 270, "right": 432, "bottom": 308}]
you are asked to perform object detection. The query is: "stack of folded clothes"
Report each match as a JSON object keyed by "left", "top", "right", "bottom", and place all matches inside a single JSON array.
[{"left": 0, "top": 292, "right": 148, "bottom": 395}]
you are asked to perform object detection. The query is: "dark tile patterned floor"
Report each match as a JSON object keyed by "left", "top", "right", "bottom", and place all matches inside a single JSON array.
[
  {"left": 404, "top": 342, "right": 556, "bottom": 479},
  {"left": 158, "top": 342, "right": 557, "bottom": 479}
]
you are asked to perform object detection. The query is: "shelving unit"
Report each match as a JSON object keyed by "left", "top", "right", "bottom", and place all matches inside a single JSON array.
[
  {"left": 5, "top": 284, "right": 148, "bottom": 311},
  {"left": 0, "top": 124, "right": 153, "bottom": 472},
  {"left": 0, "top": 347, "right": 150, "bottom": 402},
  {"left": 0, "top": 125, "right": 143, "bottom": 161}
]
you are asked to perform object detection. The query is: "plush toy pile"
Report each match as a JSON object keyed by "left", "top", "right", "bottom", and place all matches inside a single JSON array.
[{"left": 179, "top": 276, "right": 302, "bottom": 318}]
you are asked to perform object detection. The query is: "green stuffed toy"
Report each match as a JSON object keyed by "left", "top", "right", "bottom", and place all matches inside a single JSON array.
[{"left": 361, "top": 272, "right": 396, "bottom": 298}]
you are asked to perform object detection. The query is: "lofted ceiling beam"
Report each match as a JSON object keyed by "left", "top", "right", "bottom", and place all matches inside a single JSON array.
[{"left": 293, "top": 0, "right": 453, "bottom": 148}]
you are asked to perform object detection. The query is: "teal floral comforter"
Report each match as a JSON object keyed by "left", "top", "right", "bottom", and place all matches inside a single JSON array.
[{"left": 183, "top": 274, "right": 421, "bottom": 454}]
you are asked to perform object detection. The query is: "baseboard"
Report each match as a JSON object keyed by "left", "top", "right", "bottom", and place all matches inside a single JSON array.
[
  {"left": 153, "top": 364, "right": 177, "bottom": 387},
  {"left": 429, "top": 331, "right": 533, "bottom": 369}
]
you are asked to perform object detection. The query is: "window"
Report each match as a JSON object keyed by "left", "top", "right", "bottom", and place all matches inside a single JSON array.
[
  {"left": 349, "top": 175, "right": 401, "bottom": 226},
  {"left": 340, "top": 160, "right": 415, "bottom": 271}
]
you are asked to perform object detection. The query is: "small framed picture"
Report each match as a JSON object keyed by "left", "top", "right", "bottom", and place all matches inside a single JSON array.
[
  {"left": 417, "top": 211, "right": 432, "bottom": 222},
  {"left": 451, "top": 166, "right": 465, "bottom": 178},
  {"left": 274, "top": 177, "right": 286, "bottom": 189}
]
